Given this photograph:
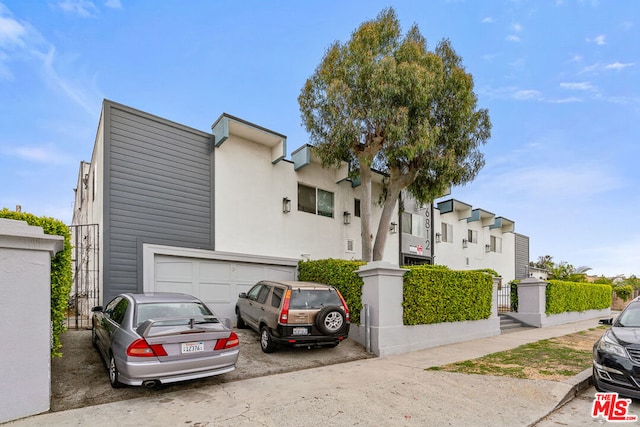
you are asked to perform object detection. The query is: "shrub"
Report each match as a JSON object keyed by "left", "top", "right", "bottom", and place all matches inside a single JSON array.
[
  {"left": 613, "top": 284, "right": 633, "bottom": 302},
  {"left": 546, "top": 280, "right": 612, "bottom": 314},
  {"left": 0, "top": 209, "right": 72, "bottom": 357},
  {"left": 403, "top": 266, "right": 492, "bottom": 325}
]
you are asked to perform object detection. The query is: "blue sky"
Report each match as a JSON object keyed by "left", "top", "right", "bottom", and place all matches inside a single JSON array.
[{"left": 0, "top": 1, "right": 638, "bottom": 277}]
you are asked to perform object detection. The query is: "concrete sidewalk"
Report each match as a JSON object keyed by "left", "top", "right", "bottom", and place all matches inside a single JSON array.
[{"left": 5, "top": 317, "right": 605, "bottom": 427}]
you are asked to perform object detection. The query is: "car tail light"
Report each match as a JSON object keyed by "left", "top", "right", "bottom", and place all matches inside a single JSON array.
[
  {"left": 214, "top": 331, "right": 239, "bottom": 350},
  {"left": 337, "top": 289, "right": 350, "bottom": 322},
  {"left": 126, "top": 339, "right": 168, "bottom": 357},
  {"left": 279, "top": 289, "right": 292, "bottom": 324}
]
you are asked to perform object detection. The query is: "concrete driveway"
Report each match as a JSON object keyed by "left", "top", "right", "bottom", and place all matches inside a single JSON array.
[{"left": 51, "top": 328, "right": 372, "bottom": 412}]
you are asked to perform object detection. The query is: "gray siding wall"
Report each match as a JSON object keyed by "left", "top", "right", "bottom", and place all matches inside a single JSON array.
[
  {"left": 514, "top": 233, "right": 530, "bottom": 280},
  {"left": 104, "top": 102, "right": 213, "bottom": 301}
]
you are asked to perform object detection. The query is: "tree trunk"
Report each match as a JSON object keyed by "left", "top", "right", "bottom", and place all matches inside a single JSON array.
[
  {"left": 372, "top": 168, "right": 418, "bottom": 261},
  {"left": 359, "top": 161, "right": 374, "bottom": 262},
  {"left": 372, "top": 184, "right": 401, "bottom": 262}
]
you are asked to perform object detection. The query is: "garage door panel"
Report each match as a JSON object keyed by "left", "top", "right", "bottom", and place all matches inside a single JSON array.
[
  {"left": 234, "top": 264, "right": 269, "bottom": 283},
  {"left": 199, "top": 262, "right": 232, "bottom": 280},
  {"left": 155, "top": 280, "right": 193, "bottom": 295},
  {"left": 153, "top": 253, "right": 296, "bottom": 323},
  {"left": 198, "top": 282, "right": 232, "bottom": 303},
  {"left": 263, "top": 266, "right": 296, "bottom": 281},
  {"left": 155, "top": 258, "right": 194, "bottom": 280}
]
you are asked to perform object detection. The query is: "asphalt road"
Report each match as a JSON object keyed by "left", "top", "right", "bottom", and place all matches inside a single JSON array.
[{"left": 534, "top": 386, "right": 640, "bottom": 425}]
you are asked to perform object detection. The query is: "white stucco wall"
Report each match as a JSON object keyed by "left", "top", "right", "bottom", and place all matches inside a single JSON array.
[
  {"left": 214, "top": 135, "right": 399, "bottom": 263},
  {"left": 433, "top": 205, "right": 516, "bottom": 283},
  {"left": 0, "top": 219, "right": 63, "bottom": 423}
]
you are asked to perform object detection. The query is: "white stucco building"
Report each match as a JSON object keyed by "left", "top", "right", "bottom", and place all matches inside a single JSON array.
[{"left": 72, "top": 100, "right": 528, "bottom": 320}]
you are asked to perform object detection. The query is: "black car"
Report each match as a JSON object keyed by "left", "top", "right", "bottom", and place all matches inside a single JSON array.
[{"left": 593, "top": 298, "right": 640, "bottom": 399}]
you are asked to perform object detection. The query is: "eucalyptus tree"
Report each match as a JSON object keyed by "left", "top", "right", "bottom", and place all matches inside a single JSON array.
[{"left": 298, "top": 8, "right": 491, "bottom": 261}]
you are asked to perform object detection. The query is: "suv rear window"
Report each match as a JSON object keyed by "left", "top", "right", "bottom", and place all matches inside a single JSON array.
[{"left": 289, "top": 289, "right": 341, "bottom": 310}]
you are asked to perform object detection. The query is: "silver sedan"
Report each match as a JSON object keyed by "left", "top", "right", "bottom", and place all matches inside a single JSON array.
[{"left": 91, "top": 292, "right": 239, "bottom": 388}]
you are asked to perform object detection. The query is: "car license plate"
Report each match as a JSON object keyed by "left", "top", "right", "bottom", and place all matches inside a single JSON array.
[
  {"left": 293, "top": 327, "right": 309, "bottom": 336},
  {"left": 181, "top": 341, "right": 204, "bottom": 353}
]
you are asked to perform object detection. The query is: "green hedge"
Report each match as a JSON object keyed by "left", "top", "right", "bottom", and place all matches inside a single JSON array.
[
  {"left": 0, "top": 209, "right": 72, "bottom": 357},
  {"left": 403, "top": 266, "right": 493, "bottom": 325},
  {"left": 297, "top": 259, "right": 365, "bottom": 324},
  {"left": 545, "top": 280, "right": 612, "bottom": 315}
]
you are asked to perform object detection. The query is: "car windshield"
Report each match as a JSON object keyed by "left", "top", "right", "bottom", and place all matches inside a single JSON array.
[
  {"left": 289, "top": 289, "right": 341, "bottom": 310},
  {"left": 616, "top": 304, "right": 640, "bottom": 327},
  {"left": 135, "top": 302, "right": 216, "bottom": 327}
]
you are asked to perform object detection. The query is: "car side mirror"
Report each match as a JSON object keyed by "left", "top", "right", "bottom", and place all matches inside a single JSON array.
[
  {"left": 238, "top": 292, "right": 247, "bottom": 299},
  {"left": 92, "top": 306, "right": 103, "bottom": 312},
  {"left": 599, "top": 318, "right": 613, "bottom": 325}
]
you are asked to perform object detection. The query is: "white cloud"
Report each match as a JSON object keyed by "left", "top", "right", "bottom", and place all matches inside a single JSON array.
[
  {"left": 559, "top": 82, "right": 596, "bottom": 91},
  {"left": 2, "top": 143, "right": 73, "bottom": 165},
  {"left": 513, "top": 89, "right": 542, "bottom": 100},
  {"left": 512, "top": 23, "right": 523, "bottom": 32},
  {"left": 481, "top": 17, "right": 494, "bottom": 24},
  {"left": 104, "top": 0, "right": 122, "bottom": 9},
  {"left": 0, "top": 4, "right": 102, "bottom": 114},
  {"left": 0, "top": 11, "right": 26, "bottom": 48},
  {"left": 480, "top": 86, "right": 544, "bottom": 102},
  {"left": 34, "top": 45, "right": 102, "bottom": 116},
  {"left": 546, "top": 96, "right": 583, "bottom": 104},
  {"left": 586, "top": 34, "right": 606, "bottom": 45},
  {"left": 56, "top": 0, "right": 99, "bottom": 18},
  {"left": 505, "top": 34, "right": 520, "bottom": 42},
  {"left": 605, "top": 61, "right": 635, "bottom": 70}
]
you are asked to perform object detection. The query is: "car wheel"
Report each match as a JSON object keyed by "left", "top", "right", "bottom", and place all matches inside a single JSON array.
[
  {"left": 236, "top": 309, "right": 246, "bottom": 329},
  {"left": 109, "top": 354, "right": 124, "bottom": 389},
  {"left": 316, "top": 306, "right": 346, "bottom": 335},
  {"left": 260, "top": 326, "right": 277, "bottom": 353}
]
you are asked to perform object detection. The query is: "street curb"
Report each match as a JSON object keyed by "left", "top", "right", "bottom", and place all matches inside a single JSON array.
[
  {"left": 529, "top": 368, "right": 593, "bottom": 427},
  {"left": 556, "top": 368, "right": 593, "bottom": 409}
]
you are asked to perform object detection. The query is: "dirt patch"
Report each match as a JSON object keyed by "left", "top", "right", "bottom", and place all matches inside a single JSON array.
[
  {"left": 51, "top": 328, "right": 373, "bottom": 412},
  {"left": 430, "top": 327, "right": 605, "bottom": 381}
]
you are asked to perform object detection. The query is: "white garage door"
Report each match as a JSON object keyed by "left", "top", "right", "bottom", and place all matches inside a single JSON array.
[{"left": 152, "top": 254, "right": 296, "bottom": 321}]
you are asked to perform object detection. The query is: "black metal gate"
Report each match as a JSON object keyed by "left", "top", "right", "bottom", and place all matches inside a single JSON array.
[
  {"left": 497, "top": 280, "right": 514, "bottom": 314},
  {"left": 67, "top": 224, "right": 100, "bottom": 329}
]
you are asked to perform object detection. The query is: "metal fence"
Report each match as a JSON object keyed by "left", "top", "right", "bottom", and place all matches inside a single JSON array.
[
  {"left": 497, "top": 280, "right": 514, "bottom": 314},
  {"left": 67, "top": 224, "right": 100, "bottom": 329}
]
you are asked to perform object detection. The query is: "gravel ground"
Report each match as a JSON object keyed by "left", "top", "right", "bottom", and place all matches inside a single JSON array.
[{"left": 51, "top": 328, "right": 372, "bottom": 412}]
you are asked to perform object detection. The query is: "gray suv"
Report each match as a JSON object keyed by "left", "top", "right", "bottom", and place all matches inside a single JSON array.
[{"left": 235, "top": 281, "right": 350, "bottom": 352}]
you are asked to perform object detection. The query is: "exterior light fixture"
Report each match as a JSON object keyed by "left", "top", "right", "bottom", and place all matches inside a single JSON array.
[
  {"left": 343, "top": 211, "right": 351, "bottom": 225},
  {"left": 485, "top": 244, "right": 491, "bottom": 253},
  {"left": 389, "top": 222, "right": 398, "bottom": 234},
  {"left": 462, "top": 238, "right": 468, "bottom": 249},
  {"left": 435, "top": 232, "right": 441, "bottom": 243},
  {"left": 282, "top": 197, "right": 291, "bottom": 213}
]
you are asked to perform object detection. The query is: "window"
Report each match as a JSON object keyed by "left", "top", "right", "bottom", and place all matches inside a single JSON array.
[
  {"left": 105, "top": 297, "right": 128, "bottom": 326},
  {"left": 317, "top": 189, "right": 334, "bottom": 218},
  {"left": 298, "top": 184, "right": 316, "bottom": 214},
  {"left": 247, "top": 284, "right": 263, "bottom": 301},
  {"left": 354, "top": 199, "right": 361, "bottom": 217},
  {"left": 402, "top": 212, "right": 412, "bottom": 234},
  {"left": 441, "top": 223, "right": 453, "bottom": 243},
  {"left": 271, "top": 287, "right": 284, "bottom": 308},
  {"left": 256, "top": 285, "right": 271, "bottom": 304},
  {"left": 402, "top": 212, "right": 424, "bottom": 237},
  {"left": 297, "top": 183, "right": 334, "bottom": 218},
  {"left": 490, "top": 236, "right": 502, "bottom": 253},
  {"left": 468, "top": 229, "right": 478, "bottom": 244}
]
